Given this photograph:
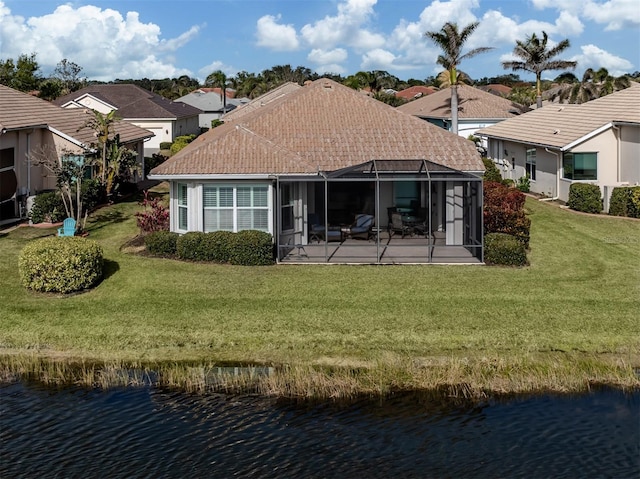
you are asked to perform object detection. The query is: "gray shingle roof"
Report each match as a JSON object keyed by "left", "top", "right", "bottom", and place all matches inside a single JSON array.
[
  {"left": 477, "top": 83, "right": 640, "bottom": 149},
  {"left": 53, "top": 84, "right": 202, "bottom": 119},
  {"left": 0, "top": 84, "right": 154, "bottom": 146},
  {"left": 151, "top": 79, "right": 483, "bottom": 177},
  {"left": 397, "top": 84, "right": 524, "bottom": 120},
  {"left": 222, "top": 82, "right": 302, "bottom": 122}
]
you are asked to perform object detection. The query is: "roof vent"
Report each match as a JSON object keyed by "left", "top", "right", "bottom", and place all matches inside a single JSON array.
[
  {"left": 553, "top": 129, "right": 560, "bottom": 134},
  {"left": 323, "top": 81, "right": 332, "bottom": 89}
]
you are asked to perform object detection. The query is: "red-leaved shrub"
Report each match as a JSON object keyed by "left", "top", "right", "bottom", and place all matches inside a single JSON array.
[
  {"left": 483, "top": 181, "right": 530, "bottom": 248},
  {"left": 135, "top": 190, "right": 170, "bottom": 233}
]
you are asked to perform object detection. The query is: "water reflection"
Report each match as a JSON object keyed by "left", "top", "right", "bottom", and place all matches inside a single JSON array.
[{"left": 1, "top": 382, "right": 638, "bottom": 478}]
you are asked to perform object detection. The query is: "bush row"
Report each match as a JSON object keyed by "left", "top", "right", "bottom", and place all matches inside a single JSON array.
[
  {"left": 145, "top": 230, "right": 274, "bottom": 265},
  {"left": 608, "top": 186, "right": 640, "bottom": 218},
  {"left": 19, "top": 237, "right": 104, "bottom": 293},
  {"left": 567, "top": 183, "right": 602, "bottom": 214},
  {"left": 484, "top": 232, "right": 528, "bottom": 266},
  {"left": 483, "top": 181, "right": 531, "bottom": 249}
]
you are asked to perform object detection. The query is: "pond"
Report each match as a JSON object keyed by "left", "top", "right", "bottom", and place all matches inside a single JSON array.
[{"left": 1, "top": 382, "right": 638, "bottom": 478}]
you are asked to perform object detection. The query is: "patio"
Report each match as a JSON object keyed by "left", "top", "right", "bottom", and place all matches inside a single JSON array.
[{"left": 279, "top": 233, "right": 482, "bottom": 265}]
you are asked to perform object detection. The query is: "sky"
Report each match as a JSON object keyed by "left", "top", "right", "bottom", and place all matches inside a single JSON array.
[{"left": 1, "top": 0, "right": 639, "bottom": 84}]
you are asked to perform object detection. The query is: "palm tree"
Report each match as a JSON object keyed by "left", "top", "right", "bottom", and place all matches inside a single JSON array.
[
  {"left": 502, "top": 31, "right": 577, "bottom": 108},
  {"left": 205, "top": 70, "right": 229, "bottom": 114},
  {"left": 85, "top": 110, "right": 119, "bottom": 184},
  {"left": 425, "top": 22, "right": 493, "bottom": 134},
  {"left": 556, "top": 68, "right": 632, "bottom": 104}
]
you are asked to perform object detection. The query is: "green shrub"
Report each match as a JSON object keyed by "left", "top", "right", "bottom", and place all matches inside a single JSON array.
[
  {"left": 19, "top": 237, "right": 103, "bottom": 293},
  {"left": 567, "top": 183, "right": 602, "bottom": 214},
  {"left": 144, "top": 231, "right": 178, "bottom": 257},
  {"left": 169, "top": 134, "right": 196, "bottom": 155},
  {"left": 502, "top": 179, "right": 515, "bottom": 187},
  {"left": 29, "top": 191, "right": 66, "bottom": 224},
  {"left": 159, "top": 142, "right": 173, "bottom": 150},
  {"left": 144, "top": 153, "right": 169, "bottom": 176},
  {"left": 484, "top": 232, "right": 528, "bottom": 266},
  {"left": 516, "top": 175, "right": 530, "bottom": 193},
  {"left": 81, "top": 178, "right": 106, "bottom": 212},
  {"left": 176, "top": 232, "right": 209, "bottom": 261},
  {"left": 205, "top": 231, "right": 235, "bottom": 263},
  {"left": 229, "top": 230, "right": 274, "bottom": 266},
  {"left": 608, "top": 186, "right": 640, "bottom": 218},
  {"left": 482, "top": 158, "right": 502, "bottom": 183}
]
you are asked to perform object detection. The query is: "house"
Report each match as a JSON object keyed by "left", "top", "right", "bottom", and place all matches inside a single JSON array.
[
  {"left": 221, "top": 82, "right": 302, "bottom": 122},
  {"left": 397, "top": 84, "right": 525, "bottom": 144},
  {"left": 54, "top": 84, "right": 202, "bottom": 155},
  {"left": 395, "top": 86, "right": 437, "bottom": 101},
  {"left": 478, "top": 84, "right": 513, "bottom": 97},
  {"left": 174, "top": 90, "right": 246, "bottom": 129},
  {"left": 149, "top": 79, "right": 485, "bottom": 264},
  {"left": 0, "top": 84, "right": 153, "bottom": 224},
  {"left": 477, "top": 83, "right": 640, "bottom": 207}
]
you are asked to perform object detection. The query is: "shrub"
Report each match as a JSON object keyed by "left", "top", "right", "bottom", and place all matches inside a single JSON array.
[
  {"left": 482, "top": 158, "right": 502, "bottom": 183},
  {"left": 144, "top": 231, "right": 179, "bottom": 257},
  {"left": 19, "top": 237, "right": 103, "bottom": 293},
  {"left": 159, "top": 142, "right": 173, "bottom": 150},
  {"left": 608, "top": 186, "right": 640, "bottom": 218},
  {"left": 135, "top": 191, "right": 169, "bottom": 233},
  {"left": 145, "top": 153, "right": 169, "bottom": 176},
  {"left": 205, "top": 231, "right": 235, "bottom": 263},
  {"left": 176, "top": 232, "right": 209, "bottom": 261},
  {"left": 502, "top": 179, "right": 515, "bottom": 187},
  {"left": 29, "top": 191, "right": 66, "bottom": 224},
  {"left": 484, "top": 232, "right": 528, "bottom": 266},
  {"left": 516, "top": 175, "right": 530, "bottom": 193},
  {"left": 567, "top": 183, "right": 602, "bottom": 214},
  {"left": 81, "top": 178, "right": 106, "bottom": 212},
  {"left": 229, "top": 230, "right": 274, "bottom": 266},
  {"left": 483, "top": 181, "right": 531, "bottom": 248},
  {"left": 169, "top": 134, "right": 196, "bottom": 155}
]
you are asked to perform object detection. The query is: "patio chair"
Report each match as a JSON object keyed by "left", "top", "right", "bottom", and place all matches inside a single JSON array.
[
  {"left": 342, "top": 213, "right": 374, "bottom": 240},
  {"left": 307, "top": 213, "right": 325, "bottom": 243},
  {"left": 57, "top": 217, "right": 76, "bottom": 237},
  {"left": 389, "top": 212, "right": 412, "bottom": 238}
]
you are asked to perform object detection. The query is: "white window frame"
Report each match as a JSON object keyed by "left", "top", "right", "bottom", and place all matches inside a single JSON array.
[
  {"left": 202, "top": 183, "right": 271, "bottom": 233},
  {"left": 526, "top": 148, "right": 536, "bottom": 181},
  {"left": 176, "top": 182, "right": 188, "bottom": 232}
]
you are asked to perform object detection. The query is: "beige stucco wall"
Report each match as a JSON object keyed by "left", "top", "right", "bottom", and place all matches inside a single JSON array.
[{"left": 619, "top": 125, "right": 640, "bottom": 185}]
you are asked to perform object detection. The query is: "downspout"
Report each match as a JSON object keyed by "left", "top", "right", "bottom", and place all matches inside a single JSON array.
[
  {"left": 26, "top": 129, "right": 32, "bottom": 196},
  {"left": 540, "top": 147, "right": 561, "bottom": 201},
  {"left": 612, "top": 124, "right": 620, "bottom": 183}
]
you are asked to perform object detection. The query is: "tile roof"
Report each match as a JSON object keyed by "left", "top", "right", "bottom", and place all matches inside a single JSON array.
[
  {"left": 53, "top": 84, "right": 202, "bottom": 119},
  {"left": 476, "top": 83, "right": 640, "bottom": 149},
  {"left": 397, "top": 84, "right": 524, "bottom": 120},
  {"left": 174, "top": 91, "right": 241, "bottom": 113},
  {"left": 151, "top": 78, "right": 483, "bottom": 177},
  {"left": 221, "top": 82, "right": 302, "bottom": 122},
  {"left": 0, "top": 84, "right": 154, "bottom": 146},
  {"left": 478, "top": 84, "right": 513, "bottom": 97},
  {"left": 395, "top": 86, "right": 437, "bottom": 100}
]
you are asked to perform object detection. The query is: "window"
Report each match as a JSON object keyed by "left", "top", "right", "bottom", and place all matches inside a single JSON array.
[
  {"left": 177, "top": 183, "right": 188, "bottom": 231},
  {"left": 526, "top": 148, "right": 536, "bottom": 181},
  {"left": 280, "top": 183, "right": 294, "bottom": 231},
  {"left": 563, "top": 152, "right": 597, "bottom": 180},
  {"left": 203, "top": 184, "right": 269, "bottom": 233}
]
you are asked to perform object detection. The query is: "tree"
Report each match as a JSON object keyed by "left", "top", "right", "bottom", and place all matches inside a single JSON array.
[
  {"left": 54, "top": 59, "right": 86, "bottom": 95},
  {"left": 425, "top": 22, "right": 493, "bottom": 134},
  {"left": 103, "top": 135, "right": 138, "bottom": 198},
  {"left": 205, "top": 70, "right": 229, "bottom": 113},
  {"left": 555, "top": 68, "right": 631, "bottom": 104},
  {"left": 84, "top": 110, "right": 119, "bottom": 184},
  {"left": 502, "top": 31, "right": 577, "bottom": 108},
  {"left": 0, "top": 53, "right": 42, "bottom": 92}
]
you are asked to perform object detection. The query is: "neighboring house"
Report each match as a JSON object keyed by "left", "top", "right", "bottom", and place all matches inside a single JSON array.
[
  {"left": 397, "top": 84, "right": 525, "bottom": 144},
  {"left": 54, "top": 84, "right": 201, "bottom": 155},
  {"left": 149, "top": 79, "right": 485, "bottom": 264},
  {"left": 477, "top": 83, "right": 640, "bottom": 208},
  {"left": 395, "top": 86, "right": 437, "bottom": 101},
  {"left": 174, "top": 90, "right": 246, "bottom": 129},
  {"left": 478, "top": 84, "right": 513, "bottom": 97},
  {"left": 0, "top": 85, "right": 153, "bottom": 223}
]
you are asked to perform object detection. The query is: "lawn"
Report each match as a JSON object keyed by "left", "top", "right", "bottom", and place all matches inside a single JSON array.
[{"left": 1, "top": 187, "right": 638, "bottom": 396}]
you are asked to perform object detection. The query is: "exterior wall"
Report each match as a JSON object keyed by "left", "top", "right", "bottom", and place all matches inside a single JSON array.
[
  {"left": 131, "top": 120, "right": 173, "bottom": 155},
  {"left": 197, "top": 112, "right": 222, "bottom": 129},
  {"left": 174, "top": 116, "right": 201, "bottom": 139},
  {"left": 76, "top": 96, "right": 113, "bottom": 114},
  {"left": 619, "top": 125, "right": 640, "bottom": 185},
  {"left": 457, "top": 120, "right": 500, "bottom": 147}
]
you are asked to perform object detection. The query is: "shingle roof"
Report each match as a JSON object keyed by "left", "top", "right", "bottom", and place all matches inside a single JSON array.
[
  {"left": 0, "top": 84, "right": 154, "bottom": 146},
  {"left": 174, "top": 91, "right": 240, "bottom": 113},
  {"left": 477, "top": 83, "right": 640, "bottom": 149},
  {"left": 151, "top": 79, "right": 483, "bottom": 177},
  {"left": 395, "top": 86, "right": 437, "bottom": 100},
  {"left": 397, "top": 84, "right": 524, "bottom": 120},
  {"left": 222, "top": 82, "right": 302, "bottom": 122},
  {"left": 53, "top": 84, "right": 202, "bottom": 119}
]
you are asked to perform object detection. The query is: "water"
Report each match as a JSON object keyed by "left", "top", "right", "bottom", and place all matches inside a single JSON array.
[{"left": 1, "top": 382, "right": 638, "bottom": 478}]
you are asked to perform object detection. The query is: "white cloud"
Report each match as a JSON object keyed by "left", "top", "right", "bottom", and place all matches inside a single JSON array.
[
  {"left": 255, "top": 14, "right": 299, "bottom": 51},
  {"left": 300, "top": 0, "right": 385, "bottom": 51},
  {"left": 0, "top": 2, "right": 198, "bottom": 81},
  {"left": 530, "top": 0, "right": 584, "bottom": 13},
  {"left": 583, "top": 0, "right": 640, "bottom": 30},
  {"left": 197, "top": 61, "right": 238, "bottom": 82},
  {"left": 308, "top": 48, "right": 348, "bottom": 65},
  {"left": 572, "top": 44, "right": 634, "bottom": 76}
]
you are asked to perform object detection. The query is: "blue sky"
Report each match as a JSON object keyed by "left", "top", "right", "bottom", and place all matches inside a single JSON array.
[{"left": 1, "top": 0, "right": 638, "bottom": 83}]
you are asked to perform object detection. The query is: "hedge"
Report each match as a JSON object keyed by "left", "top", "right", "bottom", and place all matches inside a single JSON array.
[
  {"left": 168, "top": 230, "right": 273, "bottom": 265},
  {"left": 228, "top": 230, "right": 274, "bottom": 265},
  {"left": 483, "top": 181, "right": 531, "bottom": 248},
  {"left": 29, "top": 191, "right": 66, "bottom": 224},
  {"left": 482, "top": 158, "right": 502, "bottom": 183},
  {"left": 484, "top": 233, "right": 528, "bottom": 266},
  {"left": 19, "top": 237, "right": 104, "bottom": 293},
  {"left": 608, "top": 186, "right": 640, "bottom": 218},
  {"left": 144, "top": 231, "right": 179, "bottom": 257},
  {"left": 567, "top": 183, "right": 602, "bottom": 214}
]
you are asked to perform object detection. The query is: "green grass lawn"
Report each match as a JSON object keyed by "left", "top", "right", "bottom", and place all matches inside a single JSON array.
[{"left": 1, "top": 189, "right": 638, "bottom": 395}]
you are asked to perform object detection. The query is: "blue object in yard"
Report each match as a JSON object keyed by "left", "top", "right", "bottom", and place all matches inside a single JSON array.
[{"left": 57, "top": 218, "right": 76, "bottom": 236}]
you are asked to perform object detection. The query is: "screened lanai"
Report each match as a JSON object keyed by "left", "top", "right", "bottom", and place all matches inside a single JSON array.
[{"left": 276, "top": 159, "right": 483, "bottom": 264}]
